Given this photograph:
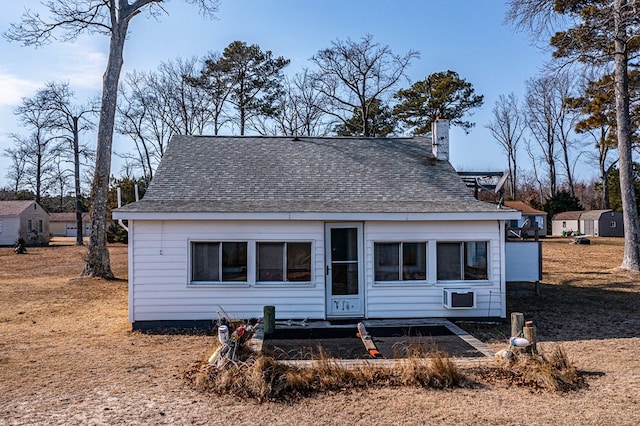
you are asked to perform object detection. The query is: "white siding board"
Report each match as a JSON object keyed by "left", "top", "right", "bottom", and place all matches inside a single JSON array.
[
  {"left": 129, "top": 220, "right": 326, "bottom": 322},
  {"left": 363, "top": 221, "right": 504, "bottom": 319},
  {"left": 0, "top": 217, "right": 20, "bottom": 245},
  {"left": 128, "top": 219, "right": 507, "bottom": 324}
]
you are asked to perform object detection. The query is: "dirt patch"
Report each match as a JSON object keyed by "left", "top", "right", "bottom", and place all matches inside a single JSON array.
[{"left": 1, "top": 237, "right": 639, "bottom": 424}]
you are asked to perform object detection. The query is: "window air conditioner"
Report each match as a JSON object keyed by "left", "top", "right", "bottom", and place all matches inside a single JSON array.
[{"left": 443, "top": 289, "right": 475, "bottom": 309}]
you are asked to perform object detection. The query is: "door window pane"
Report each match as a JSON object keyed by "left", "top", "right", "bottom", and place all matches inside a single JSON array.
[
  {"left": 332, "top": 263, "right": 359, "bottom": 295},
  {"left": 437, "top": 242, "right": 461, "bottom": 280},
  {"left": 331, "top": 228, "right": 358, "bottom": 261},
  {"left": 375, "top": 243, "right": 400, "bottom": 281},
  {"left": 286, "top": 242, "right": 312, "bottom": 281},
  {"left": 257, "top": 243, "right": 284, "bottom": 281},
  {"left": 403, "top": 242, "right": 426, "bottom": 280}
]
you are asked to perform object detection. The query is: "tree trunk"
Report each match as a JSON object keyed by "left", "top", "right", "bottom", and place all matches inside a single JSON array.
[
  {"left": 72, "top": 117, "right": 84, "bottom": 246},
  {"left": 613, "top": 0, "right": 640, "bottom": 271},
  {"left": 82, "top": 19, "right": 129, "bottom": 279}
]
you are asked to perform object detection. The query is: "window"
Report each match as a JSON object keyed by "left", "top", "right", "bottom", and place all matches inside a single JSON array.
[
  {"left": 0, "top": 219, "right": 2, "bottom": 234},
  {"left": 28, "top": 220, "right": 33, "bottom": 232},
  {"left": 437, "top": 242, "right": 488, "bottom": 281},
  {"left": 38, "top": 220, "right": 43, "bottom": 233},
  {"left": 610, "top": 221, "right": 617, "bottom": 228},
  {"left": 562, "top": 221, "right": 567, "bottom": 228},
  {"left": 191, "top": 242, "right": 247, "bottom": 283},
  {"left": 374, "top": 242, "right": 426, "bottom": 281},
  {"left": 257, "top": 242, "right": 312, "bottom": 282}
]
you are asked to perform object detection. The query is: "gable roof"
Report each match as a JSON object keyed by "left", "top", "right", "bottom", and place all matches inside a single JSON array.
[
  {"left": 579, "top": 209, "right": 616, "bottom": 220},
  {"left": 116, "top": 136, "right": 518, "bottom": 218},
  {"left": 49, "top": 212, "right": 90, "bottom": 222},
  {"left": 503, "top": 201, "right": 547, "bottom": 216},
  {"left": 0, "top": 200, "right": 39, "bottom": 217},
  {"left": 552, "top": 211, "right": 583, "bottom": 221}
]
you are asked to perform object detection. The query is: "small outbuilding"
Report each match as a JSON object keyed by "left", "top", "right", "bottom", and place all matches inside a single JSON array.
[
  {"left": 551, "top": 211, "right": 582, "bottom": 236},
  {"left": 49, "top": 212, "right": 91, "bottom": 237},
  {"left": 579, "top": 209, "right": 624, "bottom": 237},
  {"left": 114, "top": 120, "right": 521, "bottom": 329},
  {"left": 504, "top": 200, "right": 547, "bottom": 237},
  {"left": 0, "top": 200, "right": 50, "bottom": 246}
]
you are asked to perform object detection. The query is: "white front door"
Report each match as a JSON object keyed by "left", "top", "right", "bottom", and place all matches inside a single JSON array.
[{"left": 325, "top": 223, "right": 364, "bottom": 318}]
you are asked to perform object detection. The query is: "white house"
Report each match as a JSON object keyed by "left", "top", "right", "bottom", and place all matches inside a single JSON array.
[
  {"left": 0, "top": 200, "right": 50, "bottom": 246},
  {"left": 504, "top": 200, "right": 547, "bottom": 237},
  {"left": 114, "top": 120, "right": 520, "bottom": 329}
]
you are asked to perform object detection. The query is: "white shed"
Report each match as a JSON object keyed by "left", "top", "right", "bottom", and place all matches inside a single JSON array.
[
  {"left": 551, "top": 211, "right": 582, "bottom": 236},
  {"left": 0, "top": 200, "right": 50, "bottom": 246},
  {"left": 114, "top": 120, "right": 520, "bottom": 329}
]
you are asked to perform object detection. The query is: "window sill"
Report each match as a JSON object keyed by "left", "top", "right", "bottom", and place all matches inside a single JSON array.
[
  {"left": 188, "top": 282, "right": 251, "bottom": 288},
  {"left": 254, "top": 281, "right": 315, "bottom": 288},
  {"left": 436, "top": 280, "right": 492, "bottom": 286},
  {"left": 373, "top": 281, "right": 431, "bottom": 287}
]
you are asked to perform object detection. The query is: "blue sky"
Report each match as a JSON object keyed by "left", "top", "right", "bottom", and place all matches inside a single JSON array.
[{"left": 0, "top": 1, "right": 557, "bottom": 189}]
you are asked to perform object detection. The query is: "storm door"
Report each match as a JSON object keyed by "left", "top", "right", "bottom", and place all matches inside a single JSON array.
[{"left": 325, "top": 223, "right": 364, "bottom": 317}]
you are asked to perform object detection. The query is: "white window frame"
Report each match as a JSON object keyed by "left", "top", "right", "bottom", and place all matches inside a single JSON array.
[
  {"left": 373, "top": 241, "right": 428, "bottom": 283},
  {"left": 190, "top": 241, "right": 248, "bottom": 285},
  {"left": 256, "top": 241, "right": 313, "bottom": 284},
  {"left": 436, "top": 241, "right": 489, "bottom": 282}
]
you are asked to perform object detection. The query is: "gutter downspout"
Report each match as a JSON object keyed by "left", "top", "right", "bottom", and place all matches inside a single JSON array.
[
  {"left": 116, "top": 184, "right": 140, "bottom": 232},
  {"left": 117, "top": 187, "right": 128, "bottom": 232}
]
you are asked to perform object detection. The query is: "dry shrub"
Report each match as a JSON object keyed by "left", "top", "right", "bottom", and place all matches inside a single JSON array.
[
  {"left": 484, "top": 346, "right": 584, "bottom": 392},
  {"left": 186, "top": 344, "right": 467, "bottom": 402},
  {"left": 396, "top": 345, "right": 464, "bottom": 388}
]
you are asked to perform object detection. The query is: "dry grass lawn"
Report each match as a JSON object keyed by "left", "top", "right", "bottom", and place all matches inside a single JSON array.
[{"left": 1, "top": 237, "right": 639, "bottom": 425}]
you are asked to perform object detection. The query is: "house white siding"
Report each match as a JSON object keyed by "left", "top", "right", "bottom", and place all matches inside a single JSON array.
[
  {"left": 364, "top": 221, "right": 504, "bottom": 318},
  {"left": 551, "top": 219, "right": 579, "bottom": 236},
  {"left": 0, "top": 217, "right": 20, "bottom": 246},
  {"left": 128, "top": 219, "right": 506, "bottom": 325},
  {"left": 129, "top": 220, "right": 327, "bottom": 323}
]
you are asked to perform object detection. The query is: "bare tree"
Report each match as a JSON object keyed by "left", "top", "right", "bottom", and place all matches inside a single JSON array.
[
  {"left": 184, "top": 52, "right": 233, "bottom": 135},
  {"left": 525, "top": 74, "right": 559, "bottom": 197},
  {"left": 118, "top": 57, "right": 221, "bottom": 179},
  {"left": 38, "top": 81, "right": 97, "bottom": 246},
  {"left": 3, "top": 147, "right": 28, "bottom": 192},
  {"left": 524, "top": 138, "right": 547, "bottom": 205},
  {"left": 5, "top": 0, "right": 219, "bottom": 278},
  {"left": 9, "top": 87, "right": 68, "bottom": 203},
  {"left": 487, "top": 93, "right": 526, "bottom": 199},
  {"left": 310, "top": 34, "right": 419, "bottom": 137},
  {"left": 254, "top": 71, "right": 334, "bottom": 136},
  {"left": 524, "top": 72, "right": 579, "bottom": 197}
]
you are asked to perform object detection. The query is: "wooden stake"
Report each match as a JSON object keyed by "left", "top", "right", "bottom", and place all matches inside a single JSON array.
[
  {"left": 511, "top": 312, "right": 524, "bottom": 337},
  {"left": 263, "top": 306, "right": 275, "bottom": 335},
  {"left": 523, "top": 321, "right": 537, "bottom": 354}
]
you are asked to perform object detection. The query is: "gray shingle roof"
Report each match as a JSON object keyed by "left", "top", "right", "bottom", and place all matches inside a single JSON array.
[
  {"left": 0, "top": 200, "right": 37, "bottom": 216},
  {"left": 579, "top": 209, "right": 614, "bottom": 220},
  {"left": 552, "top": 211, "right": 583, "bottom": 221},
  {"left": 117, "top": 135, "right": 503, "bottom": 214}
]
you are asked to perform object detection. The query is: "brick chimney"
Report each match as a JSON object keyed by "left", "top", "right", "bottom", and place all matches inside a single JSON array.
[{"left": 431, "top": 119, "right": 450, "bottom": 161}]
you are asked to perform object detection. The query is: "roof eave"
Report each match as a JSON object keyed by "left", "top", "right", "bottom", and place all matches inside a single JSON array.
[{"left": 113, "top": 210, "right": 521, "bottom": 221}]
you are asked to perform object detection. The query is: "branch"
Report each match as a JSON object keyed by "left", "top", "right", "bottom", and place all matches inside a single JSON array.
[{"left": 5, "top": 0, "right": 113, "bottom": 46}]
